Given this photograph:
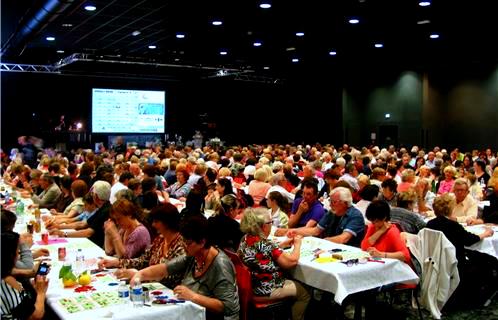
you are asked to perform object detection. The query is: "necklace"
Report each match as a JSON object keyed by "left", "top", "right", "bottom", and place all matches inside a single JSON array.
[{"left": 194, "top": 249, "right": 209, "bottom": 273}]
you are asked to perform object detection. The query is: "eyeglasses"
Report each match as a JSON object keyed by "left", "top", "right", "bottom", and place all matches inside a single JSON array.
[
  {"left": 264, "top": 221, "right": 273, "bottom": 225},
  {"left": 342, "top": 258, "right": 368, "bottom": 267}
]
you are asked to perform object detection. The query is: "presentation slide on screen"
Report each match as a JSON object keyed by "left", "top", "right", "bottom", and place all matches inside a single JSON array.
[{"left": 92, "top": 88, "right": 165, "bottom": 133}]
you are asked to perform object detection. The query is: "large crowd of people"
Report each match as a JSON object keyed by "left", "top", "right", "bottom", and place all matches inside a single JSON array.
[{"left": 2, "top": 139, "right": 498, "bottom": 319}]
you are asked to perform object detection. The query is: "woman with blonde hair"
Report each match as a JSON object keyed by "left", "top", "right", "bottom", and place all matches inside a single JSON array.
[
  {"left": 238, "top": 207, "right": 310, "bottom": 320},
  {"left": 248, "top": 168, "right": 271, "bottom": 206},
  {"left": 437, "top": 166, "right": 457, "bottom": 195}
]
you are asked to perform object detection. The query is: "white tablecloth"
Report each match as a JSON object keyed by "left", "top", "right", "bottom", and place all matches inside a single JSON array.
[
  {"left": 27, "top": 227, "right": 205, "bottom": 320},
  {"left": 289, "top": 237, "right": 419, "bottom": 304},
  {"left": 465, "top": 225, "right": 498, "bottom": 259}
]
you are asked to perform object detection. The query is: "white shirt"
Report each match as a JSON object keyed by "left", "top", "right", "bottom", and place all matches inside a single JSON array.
[
  {"left": 109, "top": 181, "right": 127, "bottom": 204},
  {"left": 265, "top": 185, "right": 295, "bottom": 203}
]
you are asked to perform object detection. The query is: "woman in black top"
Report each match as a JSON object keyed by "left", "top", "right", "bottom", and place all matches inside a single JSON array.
[{"left": 427, "top": 194, "right": 496, "bottom": 308}]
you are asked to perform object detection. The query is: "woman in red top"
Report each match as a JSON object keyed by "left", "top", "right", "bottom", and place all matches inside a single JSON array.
[{"left": 361, "top": 200, "right": 411, "bottom": 264}]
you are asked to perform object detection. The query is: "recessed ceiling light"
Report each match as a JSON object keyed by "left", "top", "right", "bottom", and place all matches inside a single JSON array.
[
  {"left": 329, "top": 51, "right": 337, "bottom": 56},
  {"left": 132, "top": 30, "right": 141, "bottom": 36},
  {"left": 62, "top": 23, "right": 73, "bottom": 27},
  {"left": 286, "top": 47, "right": 296, "bottom": 51},
  {"left": 220, "top": 51, "right": 228, "bottom": 55},
  {"left": 295, "top": 32, "right": 305, "bottom": 37},
  {"left": 348, "top": 18, "right": 360, "bottom": 24},
  {"left": 148, "top": 45, "right": 157, "bottom": 49},
  {"left": 374, "top": 43, "right": 384, "bottom": 48},
  {"left": 253, "top": 42, "right": 262, "bottom": 47},
  {"left": 46, "top": 36, "right": 55, "bottom": 41},
  {"left": 174, "top": 58, "right": 180, "bottom": 62},
  {"left": 292, "top": 58, "right": 299, "bottom": 63},
  {"left": 259, "top": 3, "right": 271, "bottom": 9},
  {"left": 212, "top": 21, "right": 223, "bottom": 26},
  {"left": 57, "top": 50, "right": 65, "bottom": 53},
  {"left": 417, "top": 20, "right": 431, "bottom": 25},
  {"left": 176, "top": 33, "right": 185, "bottom": 39},
  {"left": 429, "top": 34, "right": 440, "bottom": 39},
  {"left": 84, "top": 5, "right": 97, "bottom": 11},
  {"left": 263, "top": 66, "right": 270, "bottom": 70},
  {"left": 418, "top": 1, "right": 431, "bottom": 7}
]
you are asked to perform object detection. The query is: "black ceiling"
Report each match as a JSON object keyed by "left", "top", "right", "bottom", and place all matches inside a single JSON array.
[{"left": 2, "top": 0, "right": 498, "bottom": 79}]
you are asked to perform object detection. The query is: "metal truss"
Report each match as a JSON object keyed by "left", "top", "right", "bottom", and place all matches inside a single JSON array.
[{"left": 0, "top": 63, "right": 59, "bottom": 73}]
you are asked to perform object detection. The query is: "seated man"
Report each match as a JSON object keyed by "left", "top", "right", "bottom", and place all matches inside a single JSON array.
[
  {"left": 287, "top": 180, "right": 325, "bottom": 228},
  {"left": 288, "top": 187, "right": 365, "bottom": 247},
  {"left": 49, "top": 180, "right": 111, "bottom": 248},
  {"left": 451, "top": 178, "right": 478, "bottom": 223}
]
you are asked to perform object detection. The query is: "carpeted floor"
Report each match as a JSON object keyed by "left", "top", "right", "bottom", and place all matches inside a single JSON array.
[{"left": 305, "top": 290, "right": 498, "bottom": 320}]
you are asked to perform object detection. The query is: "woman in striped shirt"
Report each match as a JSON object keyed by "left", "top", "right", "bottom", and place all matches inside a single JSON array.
[{"left": 1, "top": 232, "right": 48, "bottom": 320}]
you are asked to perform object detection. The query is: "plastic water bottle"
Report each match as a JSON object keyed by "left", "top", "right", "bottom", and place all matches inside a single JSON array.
[
  {"left": 131, "top": 277, "right": 144, "bottom": 307},
  {"left": 75, "top": 249, "right": 85, "bottom": 274},
  {"left": 118, "top": 281, "right": 129, "bottom": 300},
  {"left": 4, "top": 190, "right": 10, "bottom": 204},
  {"left": 15, "top": 200, "right": 24, "bottom": 215}
]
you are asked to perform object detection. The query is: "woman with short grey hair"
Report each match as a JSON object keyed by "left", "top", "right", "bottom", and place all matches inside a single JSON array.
[{"left": 238, "top": 207, "right": 310, "bottom": 320}]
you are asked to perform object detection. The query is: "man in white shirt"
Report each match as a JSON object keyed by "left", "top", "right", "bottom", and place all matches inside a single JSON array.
[
  {"left": 451, "top": 178, "right": 478, "bottom": 223},
  {"left": 109, "top": 172, "right": 133, "bottom": 204}
]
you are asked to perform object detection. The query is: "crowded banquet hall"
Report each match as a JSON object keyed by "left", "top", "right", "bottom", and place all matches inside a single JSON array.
[{"left": 2, "top": 1, "right": 498, "bottom": 320}]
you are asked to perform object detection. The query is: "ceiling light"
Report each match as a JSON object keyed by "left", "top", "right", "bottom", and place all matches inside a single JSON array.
[
  {"left": 259, "top": 3, "right": 271, "bottom": 9},
  {"left": 429, "top": 33, "right": 440, "bottom": 39},
  {"left": 176, "top": 33, "right": 185, "bottom": 39},
  {"left": 329, "top": 51, "right": 337, "bottom": 56},
  {"left": 417, "top": 20, "right": 431, "bottom": 25},
  {"left": 174, "top": 58, "right": 180, "bottom": 62},
  {"left": 418, "top": 1, "right": 431, "bottom": 7},
  {"left": 292, "top": 58, "right": 299, "bottom": 63},
  {"left": 220, "top": 51, "right": 228, "bottom": 55},
  {"left": 253, "top": 42, "right": 262, "bottom": 47},
  {"left": 46, "top": 36, "right": 55, "bottom": 41},
  {"left": 286, "top": 47, "right": 296, "bottom": 51},
  {"left": 212, "top": 21, "right": 223, "bottom": 26},
  {"left": 295, "top": 32, "right": 305, "bottom": 37},
  {"left": 374, "top": 43, "right": 383, "bottom": 48},
  {"left": 84, "top": 4, "right": 97, "bottom": 11},
  {"left": 348, "top": 18, "right": 360, "bottom": 24},
  {"left": 385, "top": 113, "right": 391, "bottom": 119},
  {"left": 263, "top": 66, "right": 270, "bottom": 70},
  {"left": 148, "top": 45, "right": 157, "bottom": 49},
  {"left": 62, "top": 23, "right": 73, "bottom": 27},
  {"left": 57, "top": 50, "right": 65, "bottom": 53},
  {"left": 132, "top": 30, "right": 141, "bottom": 36}
]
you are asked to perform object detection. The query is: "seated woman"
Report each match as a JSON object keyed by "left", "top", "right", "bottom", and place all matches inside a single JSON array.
[
  {"left": 208, "top": 194, "right": 244, "bottom": 251},
  {"left": 238, "top": 208, "right": 310, "bottom": 320},
  {"left": 427, "top": 193, "right": 497, "bottom": 307},
  {"left": 49, "top": 176, "right": 75, "bottom": 216},
  {"left": 1, "top": 231, "right": 49, "bottom": 320},
  {"left": 267, "top": 191, "right": 289, "bottom": 229},
  {"left": 45, "top": 193, "right": 96, "bottom": 230},
  {"left": 131, "top": 215, "right": 240, "bottom": 320},
  {"left": 99, "top": 203, "right": 185, "bottom": 289},
  {"left": 49, "top": 179, "right": 88, "bottom": 217},
  {"left": 248, "top": 168, "right": 271, "bottom": 206},
  {"left": 361, "top": 200, "right": 411, "bottom": 264},
  {"left": 104, "top": 199, "right": 151, "bottom": 259},
  {"left": 437, "top": 165, "right": 456, "bottom": 195},
  {"left": 1, "top": 209, "right": 49, "bottom": 277},
  {"left": 164, "top": 169, "right": 192, "bottom": 201}
]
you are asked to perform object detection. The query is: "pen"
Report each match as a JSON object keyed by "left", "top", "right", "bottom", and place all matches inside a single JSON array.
[{"left": 367, "top": 258, "right": 385, "bottom": 264}]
